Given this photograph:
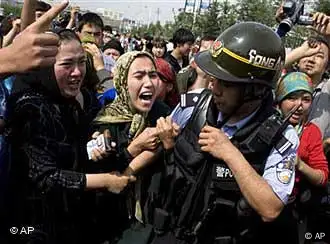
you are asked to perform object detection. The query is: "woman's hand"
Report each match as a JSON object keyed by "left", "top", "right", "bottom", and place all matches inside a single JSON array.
[
  {"left": 128, "top": 127, "right": 159, "bottom": 157},
  {"left": 90, "top": 130, "right": 116, "bottom": 162},
  {"left": 157, "top": 116, "right": 180, "bottom": 150},
  {"left": 105, "top": 172, "right": 136, "bottom": 194}
]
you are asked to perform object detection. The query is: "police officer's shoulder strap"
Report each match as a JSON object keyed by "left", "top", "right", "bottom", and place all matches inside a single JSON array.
[
  {"left": 180, "top": 93, "right": 202, "bottom": 109},
  {"left": 185, "top": 89, "right": 213, "bottom": 135},
  {"left": 240, "top": 109, "right": 292, "bottom": 156}
]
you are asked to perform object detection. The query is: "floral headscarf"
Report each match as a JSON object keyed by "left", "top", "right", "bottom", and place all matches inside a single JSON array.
[{"left": 93, "top": 51, "right": 156, "bottom": 139}]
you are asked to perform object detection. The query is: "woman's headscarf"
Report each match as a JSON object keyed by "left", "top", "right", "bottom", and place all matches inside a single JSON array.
[
  {"left": 275, "top": 72, "right": 313, "bottom": 103},
  {"left": 154, "top": 58, "right": 179, "bottom": 109},
  {"left": 93, "top": 51, "right": 156, "bottom": 139}
]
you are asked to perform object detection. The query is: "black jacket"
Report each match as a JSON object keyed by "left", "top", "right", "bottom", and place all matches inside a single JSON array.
[
  {"left": 2, "top": 69, "right": 101, "bottom": 244},
  {"left": 89, "top": 99, "right": 171, "bottom": 242},
  {"left": 164, "top": 51, "right": 189, "bottom": 74}
]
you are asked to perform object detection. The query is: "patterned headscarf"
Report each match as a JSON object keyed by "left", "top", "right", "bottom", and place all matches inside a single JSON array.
[
  {"left": 93, "top": 51, "right": 156, "bottom": 139},
  {"left": 276, "top": 72, "right": 313, "bottom": 103}
]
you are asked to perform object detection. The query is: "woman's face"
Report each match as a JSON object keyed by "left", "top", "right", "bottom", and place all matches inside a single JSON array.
[
  {"left": 279, "top": 91, "right": 312, "bottom": 126},
  {"left": 152, "top": 45, "right": 165, "bottom": 58},
  {"left": 127, "top": 56, "right": 160, "bottom": 113},
  {"left": 55, "top": 40, "right": 86, "bottom": 98}
]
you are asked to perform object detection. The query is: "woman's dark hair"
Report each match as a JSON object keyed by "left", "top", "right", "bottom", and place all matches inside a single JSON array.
[
  {"left": 308, "top": 35, "right": 329, "bottom": 50},
  {"left": 152, "top": 37, "right": 166, "bottom": 48},
  {"left": 104, "top": 25, "right": 112, "bottom": 33},
  {"left": 56, "top": 29, "right": 98, "bottom": 91},
  {"left": 151, "top": 37, "right": 167, "bottom": 57}
]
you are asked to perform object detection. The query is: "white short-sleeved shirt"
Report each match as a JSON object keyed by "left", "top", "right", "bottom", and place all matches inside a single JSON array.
[
  {"left": 220, "top": 112, "right": 299, "bottom": 205},
  {"left": 262, "top": 126, "right": 298, "bottom": 204}
]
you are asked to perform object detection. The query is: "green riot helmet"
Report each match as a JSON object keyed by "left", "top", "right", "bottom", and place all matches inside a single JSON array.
[{"left": 195, "top": 22, "right": 285, "bottom": 89}]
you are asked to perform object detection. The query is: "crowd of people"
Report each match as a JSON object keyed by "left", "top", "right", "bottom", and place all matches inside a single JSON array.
[{"left": 0, "top": 0, "right": 330, "bottom": 244}]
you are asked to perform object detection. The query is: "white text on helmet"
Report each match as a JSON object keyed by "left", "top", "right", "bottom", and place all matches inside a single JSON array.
[{"left": 248, "top": 49, "right": 281, "bottom": 69}]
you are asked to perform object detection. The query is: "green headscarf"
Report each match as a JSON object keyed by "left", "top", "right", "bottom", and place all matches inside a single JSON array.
[{"left": 93, "top": 51, "right": 156, "bottom": 139}]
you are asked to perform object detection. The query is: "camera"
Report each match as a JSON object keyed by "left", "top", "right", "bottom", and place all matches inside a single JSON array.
[
  {"left": 278, "top": 0, "right": 313, "bottom": 34},
  {"left": 52, "top": 10, "right": 82, "bottom": 32}
]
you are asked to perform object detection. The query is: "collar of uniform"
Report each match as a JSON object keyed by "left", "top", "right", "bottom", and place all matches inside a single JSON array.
[
  {"left": 217, "top": 108, "right": 259, "bottom": 137},
  {"left": 187, "top": 88, "right": 205, "bottom": 94}
]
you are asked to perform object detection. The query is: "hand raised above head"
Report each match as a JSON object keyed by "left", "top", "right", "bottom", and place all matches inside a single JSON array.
[
  {"left": 300, "top": 40, "right": 322, "bottom": 57},
  {"left": 275, "top": 2, "right": 286, "bottom": 23},
  {"left": 6, "top": 1, "right": 69, "bottom": 73},
  {"left": 313, "top": 12, "right": 330, "bottom": 36}
]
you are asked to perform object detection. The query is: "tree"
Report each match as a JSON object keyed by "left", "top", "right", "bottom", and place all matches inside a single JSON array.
[
  {"left": 173, "top": 11, "right": 195, "bottom": 30},
  {"left": 195, "top": 0, "right": 238, "bottom": 37},
  {"left": 237, "top": 0, "right": 280, "bottom": 28},
  {"left": 148, "top": 21, "right": 163, "bottom": 36},
  {"left": 217, "top": 0, "right": 239, "bottom": 34},
  {"left": 314, "top": 0, "right": 330, "bottom": 15},
  {"left": 0, "top": 3, "right": 22, "bottom": 17},
  {"left": 282, "top": 25, "right": 307, "bottom": 49},
  {"left": 162, "top": 21, "right": 175, "bottom": 39},
  {"left": 196, "top": 1, "right": 221, "bottom": 36}
]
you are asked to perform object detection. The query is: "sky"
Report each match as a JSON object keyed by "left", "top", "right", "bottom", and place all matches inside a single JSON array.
[{"left": 66, "top": 0, "right": 187, "bottom": 24}]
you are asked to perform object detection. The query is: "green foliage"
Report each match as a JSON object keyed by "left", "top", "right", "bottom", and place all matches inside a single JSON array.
[
  {"left": 196, "top": 0, "right": 237, "bottom": 37},
  {"left": 282, "top": 25, "right": 307, "bottom": 49},
  {"left": 129, "top": 0, "right": 321, "bottom": 48},
  {"left": 314, "top": 0, "right": 330, "bottom": 15},
  {"left": 0, "top": 3, "right": 22, "bottom": 17},
  {"left": 174, "top": 12, "right": 194, "bottom": 30},
  {"left": 237, "top": 0, "right": 280, "bottom": 27},
  {"left": 131, "top": 21, "right": 173, "bottom": 39}
]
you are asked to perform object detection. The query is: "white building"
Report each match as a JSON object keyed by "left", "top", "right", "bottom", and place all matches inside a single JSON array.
[{"left": 96, "top": 8, "right": 123, "bottom": 21}]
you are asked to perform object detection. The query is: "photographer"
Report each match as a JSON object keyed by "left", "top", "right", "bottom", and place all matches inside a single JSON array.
[
  {"left": 66, "top": 6, "right": 80, "bottom": 30},
  {"left": 275, "top": 1, "right": 330, "bottom": 40}
]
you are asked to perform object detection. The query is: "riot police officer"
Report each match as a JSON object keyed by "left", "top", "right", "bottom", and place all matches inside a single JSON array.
[{"left": 149, "top": 22, "right": 300, "bottom": 244}]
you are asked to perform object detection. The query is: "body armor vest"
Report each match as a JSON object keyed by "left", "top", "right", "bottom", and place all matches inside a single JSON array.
[{"left": 150, "top": 90, "right": 291, "bottom": 244}]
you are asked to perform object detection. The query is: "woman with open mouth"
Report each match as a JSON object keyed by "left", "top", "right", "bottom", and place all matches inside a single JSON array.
[{"left": 91, "top": 51, "right": 171, "bottom": 243}]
